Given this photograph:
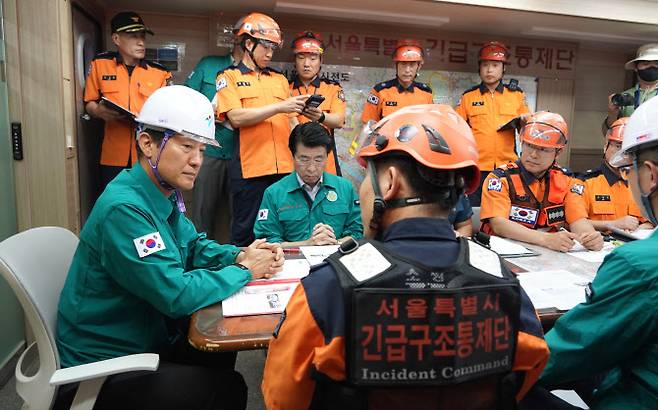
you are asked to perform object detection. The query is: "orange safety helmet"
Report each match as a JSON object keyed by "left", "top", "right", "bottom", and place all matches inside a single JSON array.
[
  {"left": 520, "top": 111, "right": 569, "bottom": 149},
  {"left": 358, "top": 104, "right": 481, "bottom": 193},
  {"left": 479, "top": 41, "right": 510, "bottom": 64},
  {"left": 393, "top": 39, "right": 424, "bottom": 62},
  {"left": 606, "top": 117, "right": 629, "bottom": 143},
  {"left": 292, "top": 31, "right": 324, "bottom": 54},
  {"left": 233, "top": 12, "right": 283, "bottom": 46}
]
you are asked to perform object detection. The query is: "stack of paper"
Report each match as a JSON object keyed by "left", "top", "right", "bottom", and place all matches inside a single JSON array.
[
  {"left": 299, "top": 245, "right": 339, "bottom": 266},
  {"left": 609, "top": 226, "right": 656, "bottom": 241},
  {"left": 568, "top": 242, "right": 616, "bottom": 263},
  {"left": 251, "top": 258, "right": 310, "bottom": 283},
  {"left": 517, "top": 269, "right": 589, "bottom": 310},
  {"left": 222, "top": 283, "right": 298, "bottom": 317},
  {"left": 488, "top": 236, "right": 537, "bottom": 258}
]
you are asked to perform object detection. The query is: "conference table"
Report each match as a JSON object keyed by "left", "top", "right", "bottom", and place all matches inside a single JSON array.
[{"left": 188, "top": 240, "right": 604, "bottom": 353}]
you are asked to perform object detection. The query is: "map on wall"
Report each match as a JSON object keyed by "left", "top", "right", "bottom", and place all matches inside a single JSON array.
[{"left": 271, "top": 62, "right": 537, "bottom": 189}]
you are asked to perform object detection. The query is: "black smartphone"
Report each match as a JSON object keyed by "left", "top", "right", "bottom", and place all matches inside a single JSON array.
[{"left": 304, "top": 94, "right": 325, "bottom": 109}]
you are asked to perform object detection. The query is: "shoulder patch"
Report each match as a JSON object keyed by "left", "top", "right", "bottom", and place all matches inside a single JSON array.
[
  {"left": 366, "top": 93, "right": 380, "bottom": 105},
  {"left": 373, "top": 79, "right": 396, "bottom": 92},
  {"left": 576, "top": 168, "right": 603, "bottom": 181},
  {"left": 570, "top": 183, "right": 584, "bottom": 196},
  {"left": 491, "top": 168, "right": 507, "bottom": 178},
  {"left": 462, "top": 84, "right": 480, "bottom": 95},
  {"left": 145, "top": 59, "right": 169, "bottom": 71},
  {"left": 133, "top": 232, "right": 166, "bottom": 258},
  {"left": 93, "top": 51, "right": 117, "bottom": 61},
  {"left": 414, "top": 81, "right": 432, "bottom": 93},
  {"left": 487, "top": 177, "right": 503, "bottom": 192}
]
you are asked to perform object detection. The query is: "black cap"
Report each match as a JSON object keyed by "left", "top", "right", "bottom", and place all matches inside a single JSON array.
[{"left": 111, "top": 12, "right": 154, "bottom": 35}]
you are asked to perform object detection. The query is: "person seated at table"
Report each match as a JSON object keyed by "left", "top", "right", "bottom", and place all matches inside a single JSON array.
[
  {"left": 577, "top": 117, "right": 654, "bottom": 233},
  {"left": 262, "top": 104, "right": 549, "bottom": 410},
  {"left": 253, "top": 122, "right": 363, "bottom": 246},
  {"left": 480, "top": 111, "right": 603, "bottom": 253},
  {"left": 54, "top": 86, "right": 283, "bottom": 410},
  {"left": 524, "top": 95, "right": 658, "bottom": 410},
  {"left": 451, "top": 193, "right": 474, "bottom": 236}
]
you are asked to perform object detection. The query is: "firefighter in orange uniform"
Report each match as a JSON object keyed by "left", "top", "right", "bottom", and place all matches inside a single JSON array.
[
  {"left": 290, "top": 31, "right": 346, "bottom": 175},
  {"left": 577, "top": 117, "right": 654, "bottom": 233},
  {"left": 361, "top": 40, "right": 433, "bottom": 124},
  {"left": 480, "top": 112, "right": 604, "bottom": 252},
  {"left": 455, "top": 41, "right": 530, "bottom": 206},
  {"left": 84, "top": 11, "right": 171, "bottom": 189},
  {"left": 215, "top": 12, "right": 309, "bottom": 246},
  {"left": 263, "top": 104, "right": 549, "bottom": 410}
]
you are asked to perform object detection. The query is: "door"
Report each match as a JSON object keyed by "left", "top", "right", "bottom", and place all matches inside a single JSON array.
[{"left": 72, "top": 4, "right": 103, "bottom": 224}]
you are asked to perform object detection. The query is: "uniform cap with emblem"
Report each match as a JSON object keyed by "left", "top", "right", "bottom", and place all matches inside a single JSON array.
[
  {"left": 520, "top": 111, "right": 568, "bottom": 149},
  {"left": 478, "top": 41, "right": 510, "bottom": 64},
  {"left": 111, "top": 11, "right": 154, "bottom": 35},
  {"left": 392, "top": 39, "right": 424, "bottom": 62},
  {"left": 292, "top": 31, "right": 324, "bottom": 55}
]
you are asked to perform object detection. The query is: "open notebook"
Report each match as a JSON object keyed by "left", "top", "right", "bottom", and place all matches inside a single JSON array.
[{"left": 487, "top": 236, "right": 537, "bottom": 258}]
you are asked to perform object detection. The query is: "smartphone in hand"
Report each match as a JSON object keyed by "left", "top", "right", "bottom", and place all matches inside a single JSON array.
[{"left": 304, "top": 94, "right": 325, "bottom": 109}]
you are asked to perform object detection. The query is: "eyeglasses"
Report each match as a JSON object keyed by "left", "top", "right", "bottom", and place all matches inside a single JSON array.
[
  {"left": 619, "top": 165, "right": 632, "bottom": 181},
  {"left": 295, "top": 155, "right": 326, "bottom": 166},
  {"left": 257, "top": 40, "right": 280, "bottom": 51}
]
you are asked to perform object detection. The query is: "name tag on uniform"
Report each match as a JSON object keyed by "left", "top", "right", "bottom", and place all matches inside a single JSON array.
[
  {"left": 595, "top": 195, "right": 611, "bottom": 202},
  {"left": 385, "top": 101, "right": 398, "bottom": 106},
  {"left": 509, "top": 205, "right": 539, "bottom": 226},
  {"left": 472, "top": 101, "right": 484, "bottom": 106},
  {"left": 544, "top": 204, "right": 566, "bottom": 226},
  {"left": 133, "top": 232, "right": 166, "bottom": 258},
  {"left": 102, "top": 75, "right": 117, "bottom": 81},
  {"left": 236, "top": 81, "right": 251, "bottom": 87}
]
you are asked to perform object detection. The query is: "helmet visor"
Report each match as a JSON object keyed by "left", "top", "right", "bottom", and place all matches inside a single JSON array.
[{"left": 181, "top": 130, "right": 220, "bottom": 147}]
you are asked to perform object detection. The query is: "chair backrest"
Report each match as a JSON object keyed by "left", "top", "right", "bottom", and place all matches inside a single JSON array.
[
  {"left": 0, "top": 227, "right": 79, "bottom": 409},
  {"left": 472, "top": 206, "right": 481, "bottom": 234}
]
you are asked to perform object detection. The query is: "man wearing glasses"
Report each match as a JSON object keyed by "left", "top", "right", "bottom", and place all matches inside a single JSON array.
[
  {"left": 215, "top": 12, "right": 309, "bottom": 246},
  {"left": 577, "top": 117, "right": 654, "bottom": 233},
  {"left": 253, "top": 122, "right": 363, "bottom": 247},
  {"left": 479, "top": 112, "right": 603, "bottom": 252}
]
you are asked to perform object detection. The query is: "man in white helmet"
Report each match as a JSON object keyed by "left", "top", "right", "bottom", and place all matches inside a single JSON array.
[
  {"left": 536, "top": 96, "right": 658, "bottom": 409},
  {"left": 55, "top": 86, "right": 283, "bottom": 410}
]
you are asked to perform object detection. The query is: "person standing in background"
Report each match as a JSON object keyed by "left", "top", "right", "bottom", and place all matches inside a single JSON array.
[
  {"left": 84, "top": 11, "right": 171, "bottom": 189},
  {"left": 455, "top": 41, "right": 530, "bottom": 206}
]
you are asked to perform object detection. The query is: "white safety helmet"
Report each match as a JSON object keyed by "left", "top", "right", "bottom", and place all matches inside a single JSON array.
[
  {"left": 610, "top": 96, "right": 658, "bottom": 167},
  {"left": 135, "top": 85, "right": 218, "bottom": 146}
]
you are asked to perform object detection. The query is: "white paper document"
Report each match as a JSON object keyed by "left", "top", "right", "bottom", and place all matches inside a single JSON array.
[
  {"left": 610, "top": 226, "right": 656, "bottom": 241},
  {"left": 568, "top": 242, "right": 615, "bottom": 263},
  {"left": 252, "top": 258, "right": 310, "bottom": 283},
  {"left": 488, "top": 236, "right": 536, "bottom": 257},
  {"left": 299, "top": 245, "right": 339, "bottom": 266},
  {"left": 222, "top": 282, "right": 299, "bottom": 317},
  {"left": 517, "top": 269, "right": 589, "bottom": 310}
]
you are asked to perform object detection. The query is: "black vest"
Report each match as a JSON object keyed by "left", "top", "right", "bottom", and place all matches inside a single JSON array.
[{"left": 310, "top": 238, "right": 522, "bottom": 410}]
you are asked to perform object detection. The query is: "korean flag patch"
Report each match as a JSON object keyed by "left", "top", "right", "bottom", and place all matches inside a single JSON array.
[
  {"left": 487, "top": 178, "right": 502, "bottom": 192},
  {"left": 366, "top": 93, "right": 380, "bottom": 105},
  {"left": 258, "top": 209, "right": 269, "bottom": 221},
  {"left": 509, "top": 205, "right": 539, "bottom": 226},
  {"left": 133, "top": 232, "right": 166, "bottom": 258},
  {"left": 216, "top": 77, "right": 227, "bottom": 91}
]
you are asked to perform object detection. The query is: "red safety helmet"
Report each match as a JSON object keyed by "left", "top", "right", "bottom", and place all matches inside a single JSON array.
[
  {"left": 393, "top": 39, "right": 424, "bottom": 62},
  {"left": 291, "top": 31, "right": 324, "bottom": 54},
  {"left": 606, "top": 117, "right": 629, "bottom": 143},
  {"left": 358, "top": 104, "right": 480, "bottom": 194},
  {"left": 520, "top": 112, "right": 569, "bottom": 149},
  {"left": 233, "top": 12, "right": 282, "bottom": 46},
  {"left": 479, "top": 41, "right": 510, "bottom": 64}
]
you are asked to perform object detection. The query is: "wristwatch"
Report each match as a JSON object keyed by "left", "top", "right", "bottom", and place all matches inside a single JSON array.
[{"left": 318, "top": 112, "right": 326, "bottom": 123}]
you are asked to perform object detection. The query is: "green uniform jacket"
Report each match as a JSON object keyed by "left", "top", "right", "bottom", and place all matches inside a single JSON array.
[
  {"left": 540, "top": 230, "right": 658, "bottom": 408},
  {"left": 253, "top": 171, "right": 363, "bottom": 243},
  {"left": 618, "top": 83, "right": 658, "bottom": 118},
  {"left": 56, "top": 164, "right": 250, "bottom": 367},
  {"left": 185, "top": 55, "right": 235, "bottom": 159}
]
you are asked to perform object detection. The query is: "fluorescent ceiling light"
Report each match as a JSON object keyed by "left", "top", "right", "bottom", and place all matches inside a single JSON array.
[
  {"left": 523, "top": 26, "right": 657, "bottom": 44},
  {"left": 275, "top": 1, "right": 449, "bottom": 28}
]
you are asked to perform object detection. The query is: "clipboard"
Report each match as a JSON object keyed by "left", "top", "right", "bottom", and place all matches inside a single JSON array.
[
  {"left": 101, "top": 97, "right": 136, "bottom": 119},
  {"left": 497, "top": 115, "right": 523, "bottom": 132}
]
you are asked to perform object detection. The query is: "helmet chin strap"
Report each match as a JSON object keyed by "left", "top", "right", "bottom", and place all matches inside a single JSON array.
[
  {"left": 144, "top": 128, "right": 187, "bottom": 214},
  {"left": 367, "top": 159, "right": 446, "bottom": 238},
  {"left": 633, "top": 156, "right": 658, "bottom": 225},
  {"left": 245, "top": 39, "right": 267, "bottom": 71}
]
